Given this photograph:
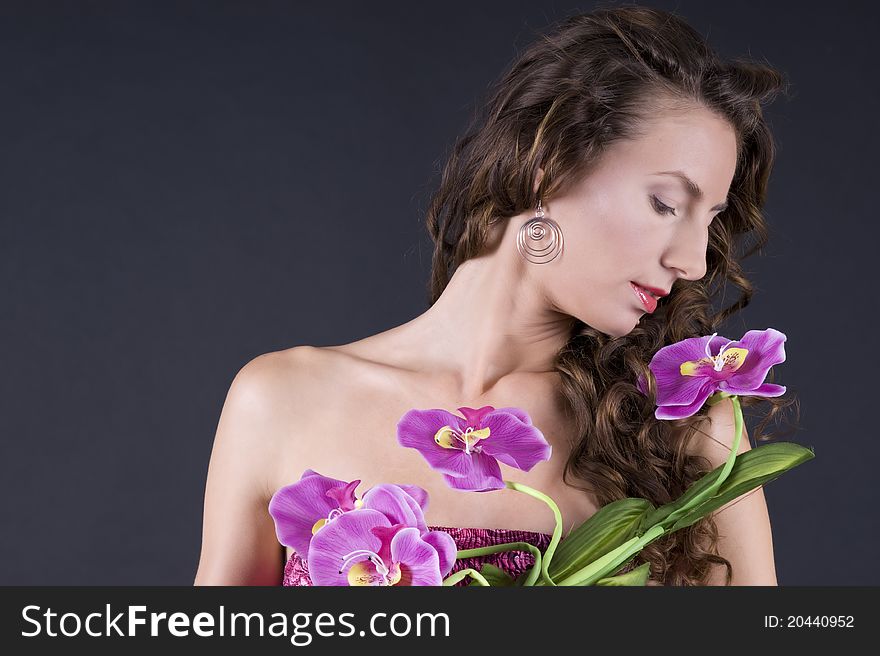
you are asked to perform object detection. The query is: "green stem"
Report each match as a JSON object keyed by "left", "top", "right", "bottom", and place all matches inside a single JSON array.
[
  {"left": 504, "top": 480, "right": 563, "bottom": 586},
  {"left": 705, "top": 394, "right": 743, "bottom": 495},
  {"left": 553, "top": 524, "right": 666, "bottom": 586},
  {"left": 454, "top": 541, "right": 544, "bottom": 587},
  {"left": 661, "top": 394, "right": 744, "bottom": 527},
  {"left": 442, "top": 568, "right": 490, "bottom": 586}
]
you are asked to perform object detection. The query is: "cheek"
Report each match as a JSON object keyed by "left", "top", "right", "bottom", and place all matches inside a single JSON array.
[{"left": 572, "top": 211, "right": 654, "bottom": 276}]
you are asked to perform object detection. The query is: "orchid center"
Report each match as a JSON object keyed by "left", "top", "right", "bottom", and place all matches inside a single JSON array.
[
  {"left": 311, "top": 497, "right": 364, "bottom": 535},
  {"left": 339, "top": 549, "right": 403, "bottom": 586},
  {"left": 433, "top": 425, "right": 490, "bottom": 454},
  {"left": 680, "top": 332, "right": 748, "bottom": 377}
]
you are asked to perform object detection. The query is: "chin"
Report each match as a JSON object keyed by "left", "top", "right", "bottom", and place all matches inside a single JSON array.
[
  {"left": 579, "top": 318, "right": 632, "bottom": 339},
  {"left": 610, "top": 318, "right": 642, "bottom": 338}
]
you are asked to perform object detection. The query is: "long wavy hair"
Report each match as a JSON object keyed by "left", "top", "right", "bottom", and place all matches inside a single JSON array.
[{"left": 424, "top": 6, "right": 799, "bottom": 585}]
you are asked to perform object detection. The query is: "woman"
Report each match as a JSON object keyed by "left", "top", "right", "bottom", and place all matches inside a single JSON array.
[{"left": 194, "top": 6, "right": 794, "bottom": 586}]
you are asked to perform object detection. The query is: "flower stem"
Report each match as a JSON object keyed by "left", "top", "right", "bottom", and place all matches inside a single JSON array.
[
  {"left": 442, "top": 568, "right": 490, "bottom": 586},
  {"left": 661, "top": 394, "right": 744, "bottom": 527},
  {"left": 715, "top": 395, "right": 743, "bottom": 492},
  {"left": 503, "top": 480, "right": 563, "bottom": 586},
  {"left": 551, "top": 524, "right": 665, "bottom": 586},
  {"left": 454, "top": 541, "right": 544, "bottom": 586}
]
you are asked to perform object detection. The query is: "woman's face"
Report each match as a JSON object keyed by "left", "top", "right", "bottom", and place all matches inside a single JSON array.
[{"left": 534, "top": 106, "right": 739, "bottom": 338}]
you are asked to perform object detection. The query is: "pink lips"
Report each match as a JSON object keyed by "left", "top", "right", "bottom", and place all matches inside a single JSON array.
[{"left": 630, "top": 282, "right": 658, "bottom": 313}]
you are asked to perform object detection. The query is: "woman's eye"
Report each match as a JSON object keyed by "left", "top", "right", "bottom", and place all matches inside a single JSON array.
[{"left": 650, "top": 195, "right": 676, "bottom": 216}]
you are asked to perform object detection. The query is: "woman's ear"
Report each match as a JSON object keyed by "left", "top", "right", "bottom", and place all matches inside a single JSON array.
[{"left": 533, "top": 167, "right": 545, "bottom": 195}]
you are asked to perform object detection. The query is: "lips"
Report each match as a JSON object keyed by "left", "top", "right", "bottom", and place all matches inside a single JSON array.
[
  {"left": 631, "top": 281, "right": 670, "bottom": 298},
  {"left": 631, "top": 282, "right": 658, "bottom": 313}
]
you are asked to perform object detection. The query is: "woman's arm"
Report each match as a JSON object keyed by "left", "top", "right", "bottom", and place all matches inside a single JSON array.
[
  {"left": 193, "top": 353, "right": 291, "bottom": 585},
  {"left": 689, "top": 397, "right": 779, "bottom": 586}
]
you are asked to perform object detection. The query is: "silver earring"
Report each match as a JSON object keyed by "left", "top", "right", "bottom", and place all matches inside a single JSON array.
[{"left": 516, "top": 199, "right": 563, "bottom": 264}]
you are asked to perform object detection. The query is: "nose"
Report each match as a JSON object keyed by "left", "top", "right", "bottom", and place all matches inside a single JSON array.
[{"left": 661, "top": 220, "right": 709, "bottom": 282}]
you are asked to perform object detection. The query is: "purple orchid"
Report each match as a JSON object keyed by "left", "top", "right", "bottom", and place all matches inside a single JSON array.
[
  {"left": 307, "top": 509, "right": 457, "bottom": 586},
  {"left": 637, "top": 328, "right": 787, "bottom": 420},
  {"left": 396, "top": 405, "right": 552, "bottom": 492},
  {"left": 268, "top": 469, "right": 431, "bottom": 559}
]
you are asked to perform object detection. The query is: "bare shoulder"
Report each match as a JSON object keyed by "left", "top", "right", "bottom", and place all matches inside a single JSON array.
[
  {"left": 233, "top": 345, "right": 321, "bottom": 395},
  {"left": 685, "top": 396, "right": 752, "bottom": 467},
  {"left": 211, "top": 346, "right": 335, "bottom": 493},
  {"left": 245, "top": 343, "right": 380, "bottom": 473},
  {"left": 229, "top": 345, "right": 345, "bottom": 412},
  {"left": 194, "top": 344, "right": 341, "bottom": 585}
]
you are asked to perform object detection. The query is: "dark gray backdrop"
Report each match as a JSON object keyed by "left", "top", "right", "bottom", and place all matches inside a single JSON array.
[{"left": 1, "top": 0, "right": 875, "bottom": 585}]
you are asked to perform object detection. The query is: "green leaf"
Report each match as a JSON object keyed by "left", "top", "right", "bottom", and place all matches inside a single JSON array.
[
  {"left": 639, "top": 442, "right": 814, "bottom": 534},
  {"left": 551, "top": 524, "right": 664, "bottom": 586},
  {"left": 547, "top": 498, "right": 653, "bottom": 583},
  {"left": 467, "top": 563, "right": 516, "bottom": 587},
  {"left": 639, "top": 466, "right": 726, "bottom": 532},
  {"left": 596, "top": 562, "right": 652, "bottom": 586},
  {"left": 669, "top": 442, "right": 815, "bottom": 531}
]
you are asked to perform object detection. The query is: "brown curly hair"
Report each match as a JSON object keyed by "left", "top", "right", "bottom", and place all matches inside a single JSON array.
[{"left": 424, "top": 6, "right": 800, "bottom": 585}]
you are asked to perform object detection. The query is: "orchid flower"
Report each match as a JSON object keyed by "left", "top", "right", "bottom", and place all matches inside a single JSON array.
[
  {"left": 637, "top": 328, "right": 787, "bottom": 420},
  {"left": 396, "top": 405, "right": 552, "bottom": 492},
  {"left": 397, "top": 404, "right": 563, "bottom": 585},
  {"left": 307, "top": 509, "right": 457, "bottom": 586},
  {"left": 268, "top": 468, "right": 431, "bottom": 559}
]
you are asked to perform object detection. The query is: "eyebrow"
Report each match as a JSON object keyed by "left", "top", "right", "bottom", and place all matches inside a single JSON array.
[{"left": 652, "top": 170, "right": 729, "bottom": 212}]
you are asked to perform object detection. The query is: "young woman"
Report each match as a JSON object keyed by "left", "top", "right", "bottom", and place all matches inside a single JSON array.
[{"left": 194, "top": 6, "right": 794, "bottom": 586}]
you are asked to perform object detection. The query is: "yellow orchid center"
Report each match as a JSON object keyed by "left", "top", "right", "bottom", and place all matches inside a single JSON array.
[
  {"left": 340, "top": 550, "right": 403, "bottom": 586},
  {"left": 312, "top": 499, "right": 363, "bottom": 536},
  {"left": 434, "top": 425, "right": 491, "bottom": 454},
  {"left": 680, "top": 332, "right": 748, "bottom": 377}
]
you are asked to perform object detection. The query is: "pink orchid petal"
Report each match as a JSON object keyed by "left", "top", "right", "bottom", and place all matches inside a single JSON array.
[
  {"left": 307, "top": 509, "right": 390, "bottom": 586},
  {"left": 457, "top": 405, "right": 495, "bottom": 426},
  {"left": 652, "top": 364, "right": 714, "bottom": 406},
  {"left": 492, "top": 406, "right": 533, "bottom": 426},
  {"left": 721, "top": 328, "right": 787, "bottom": 391},
  {"left": 389, "top": 527, "right": 443, "bottom": 586},
  {"left": 655, "top": 382, "right": 715, "bottom": 420},
  {"left": 649, "top": 334, "right": 727, "bottom": 406},
  {"left": 479, "top": 410, "right": 552, "bottom": 471},
  {"left": 442, "top": 451, "right": 505, "bottom": 491},
  {"left": 719, "top": 381, "right": 786, "bottom": 397},
  {"left": 420, "top": 530, "right": 458, "bottom": 577},
  {"left": 394, "top": 484, "right": 429, "bottom": 511},
  {"left": 370, "top": 523, "right": 408, "bottom": 565},
  {"left": 325, "top": 479, "right": 361, "bottom": 511},
  {"left": 268, "top": 469, "right": 352, "bottom": 558},
  {"left": 397, "top": 408, "right": 473, "bottom": 477},
  {"left": 397, "top": 487, "right": 430, "bottom": 527},
  {"left": 361, "top": 484, "right": 428, "bottom": 533}
]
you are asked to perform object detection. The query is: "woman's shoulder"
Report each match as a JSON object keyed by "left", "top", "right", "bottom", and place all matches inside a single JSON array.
[
  {"left": 230, "top": 341, "right": 395, "bottom": 425},
  {"left": 233, "top": 345, "right": 347, "bottom": 393}
]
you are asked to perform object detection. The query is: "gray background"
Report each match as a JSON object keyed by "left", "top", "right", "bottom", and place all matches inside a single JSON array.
[{"left": 1, "top": 0, "right": 875, "bottom": 585}]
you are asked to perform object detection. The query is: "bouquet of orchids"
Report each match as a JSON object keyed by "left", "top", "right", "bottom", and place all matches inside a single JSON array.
[{"left": 269, "top": 328, "right": 813, "bottom": 586}]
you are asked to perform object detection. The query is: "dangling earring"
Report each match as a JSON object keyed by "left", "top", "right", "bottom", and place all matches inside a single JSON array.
[{"left": 516, "top": 199, "right": 564, "bottom": 264}]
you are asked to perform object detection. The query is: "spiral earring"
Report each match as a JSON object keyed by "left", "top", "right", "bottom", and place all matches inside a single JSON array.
[{"left": 516, "top": 199, "right": 564, "bottom": 264}]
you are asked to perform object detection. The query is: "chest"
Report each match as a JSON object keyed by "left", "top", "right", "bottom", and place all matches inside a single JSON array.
[{"left": 272, "top": 372, "right": 599, "bottom": 563}]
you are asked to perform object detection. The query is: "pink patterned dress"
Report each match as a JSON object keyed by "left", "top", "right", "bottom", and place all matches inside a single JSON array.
[{"left": 282, "top": 525, "right": 554, "bottom": 586}]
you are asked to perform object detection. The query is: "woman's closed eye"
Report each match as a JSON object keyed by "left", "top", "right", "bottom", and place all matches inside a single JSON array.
[{"left": 650, "top": 195, "right": 676, "bottom": 216}]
